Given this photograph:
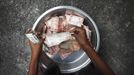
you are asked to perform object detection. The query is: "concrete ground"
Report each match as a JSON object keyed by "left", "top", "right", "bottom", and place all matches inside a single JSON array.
[{"left": 0, "top": 0, "right": 134, "bottom": 75}]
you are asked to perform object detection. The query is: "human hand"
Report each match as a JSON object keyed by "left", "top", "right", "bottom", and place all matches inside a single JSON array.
[
  {"left": 26, "top": 29, "right": 45, "bottom": 56},
  {"left": 29, "top": 39, "right": 45, "bottom": 56},
  {"left": 70, "top": 26, "right": 92, "bottom": 48}
]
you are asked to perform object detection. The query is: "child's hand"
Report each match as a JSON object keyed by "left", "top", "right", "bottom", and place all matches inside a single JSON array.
[
  {"left": 28, "top": 38, "right": 44, "bottom": 56},
  {"left": 70, "top": 26, "right": 92, "bottom": 49},
  {"left": 26, "top": 29, "right": 45, "bottom": 56},
  {"left": 70, "top": 26, "right": 88, "bottom": 45}
]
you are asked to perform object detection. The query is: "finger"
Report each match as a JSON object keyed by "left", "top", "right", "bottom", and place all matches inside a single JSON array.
[
  {"left": 43, "top": 25, "right": 47, "bottom": 33},
  {"left": 75, "top": 26, "right": 83, "bottom": 31},
  {"left": 68, "top": 27, "right": 77, "bottom": 33},
  {"left": 74, "top": 30, "right": 79, "bottom": 34},
  {"left": 41, "top": 33, "right": 46, "bottom": 39},
  {"left": 28, "top": 40, "right": 34, "bottom": 45},
  {"left": 71, "top": 33, "right": 77, "bottom": 38},
  {"left": 26, "top": 40, "right": 35, "bottom": 46},
  {"left": 35, "top": 32, "right": 41, "bottom": 35},
  {"left": 36, "top": 32, "right": 46, "bottom": 39},
  {"left": 69, "top": 28, "right": 80, "bottom": 35},
  {"left": 25, "top": 28, "right": 32, "bottom": 33},
  {"left": 39, "top": 25, "right": 46, "bottom": 35},
  {"left": 40, "top": 38, "right": 45, "bottom": 44},
  {"left": 69, "top": 27, "right": 81, "bottom": 33}
]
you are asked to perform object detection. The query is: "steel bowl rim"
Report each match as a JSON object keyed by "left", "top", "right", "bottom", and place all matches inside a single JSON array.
[{"left": 32, "top": 6, "right": 100, "bottom": 73}]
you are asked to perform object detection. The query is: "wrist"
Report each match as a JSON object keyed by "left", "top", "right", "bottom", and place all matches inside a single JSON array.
[
  {"left": 31, "top": 51, "right": 41, "bottom": 58},
  {"left": 31, "top": 47, "right": 42, "bottom": 53},
  {"left": 31, "top": 54, "right": 40, "bottom": 62},
  {"left": 81, "top": 43, "right": 93, "bottom": 52},
  {"left": 80, "top": 41, "right": 91, "bottom": 48}
]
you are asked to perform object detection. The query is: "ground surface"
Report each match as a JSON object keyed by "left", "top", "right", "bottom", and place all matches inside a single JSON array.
[{"left": 0, "top": 0, "right": 134, "bottom": 75}]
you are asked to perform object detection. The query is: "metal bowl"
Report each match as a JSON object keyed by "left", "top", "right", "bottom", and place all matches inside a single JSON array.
[{"left": 32, "top": 6, "right": 100, "bottom": 73}]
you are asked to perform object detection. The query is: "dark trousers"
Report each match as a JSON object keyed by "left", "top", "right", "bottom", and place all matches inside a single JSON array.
[
  {"left": 37, "top": 51, "right": 61, "bottom": 75},
  {"left": 37, "top": 51, "right": 102, "bottom": 75}
]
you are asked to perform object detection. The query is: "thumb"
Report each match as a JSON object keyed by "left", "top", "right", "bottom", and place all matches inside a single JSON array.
[{"left": 39, "top": 37, "right": 45, "bottom": 44}]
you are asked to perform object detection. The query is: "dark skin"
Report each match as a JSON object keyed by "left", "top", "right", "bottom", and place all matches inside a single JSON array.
[
  {"left": 70, "top": 26, "right": 115, "bottom": 75},
  {"left": 28, "top": 38, "right": 44, "bottom": 75},
  {"left": 27, "top": 26, "right": 115, "bottom": 75}
]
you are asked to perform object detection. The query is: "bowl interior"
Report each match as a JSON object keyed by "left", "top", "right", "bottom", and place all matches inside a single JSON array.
[
  {"left": 33, "top": 7, "right": 99, "bottom": 73},
  {"left": 35, "top": 9, "right": 97, "bottom": 50}
]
